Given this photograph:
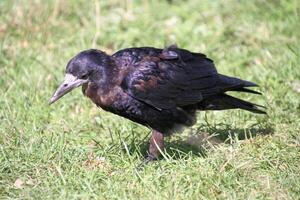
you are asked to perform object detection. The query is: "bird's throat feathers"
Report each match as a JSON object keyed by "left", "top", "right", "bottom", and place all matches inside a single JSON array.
[{"left": 82, "top": 56, "right": 129, "bottom": 106}]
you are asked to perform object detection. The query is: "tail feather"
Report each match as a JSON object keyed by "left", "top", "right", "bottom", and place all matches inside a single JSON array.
[
  {"left": 218, "top": 74, "right": 258, "bottom": 88},
  {"left": 230, "top": 87, "right": 262, "bottom": 95},
  {"left": 198, "top": 94, "right": 266, "bottom": 114},
  {"left": 197, "top": 74, "right": 266, "bottom": 114}
]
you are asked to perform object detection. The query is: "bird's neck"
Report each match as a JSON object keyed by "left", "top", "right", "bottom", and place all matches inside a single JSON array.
[
  {"left": 99, "top": 57, "right": 128, "bottom": 91},
  {"left": 83, "top": 58, "right": 129, "bottom": 107}
]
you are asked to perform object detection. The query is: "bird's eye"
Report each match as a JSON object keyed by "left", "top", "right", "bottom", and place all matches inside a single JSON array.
[{"left": 80, "top": 73, "right": 89, "bottom": 79}]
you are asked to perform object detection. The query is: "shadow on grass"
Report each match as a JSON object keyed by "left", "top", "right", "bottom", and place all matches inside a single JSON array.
[
  {"left": 94, "top": 123, "right": 274, "bottom": 161},
  {"left": 199, "top": 124, "right": 275, "bottom": 142},
  {"left": 127, "top": 124, "right": 274, "bottom": 160}
]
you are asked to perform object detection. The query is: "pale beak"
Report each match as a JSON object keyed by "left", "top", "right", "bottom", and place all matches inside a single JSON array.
[{"left": 49, "top": 74, "right": 88, "bottom": 105}]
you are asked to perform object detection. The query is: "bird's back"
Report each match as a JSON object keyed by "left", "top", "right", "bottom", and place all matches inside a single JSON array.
[{"left": 109, "top": 46, "right": 266, "bottom": 133}]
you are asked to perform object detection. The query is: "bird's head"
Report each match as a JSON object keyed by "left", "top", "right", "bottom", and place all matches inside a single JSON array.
[{"left": 49, "top": 49, "right": 110, "bottom": 104}]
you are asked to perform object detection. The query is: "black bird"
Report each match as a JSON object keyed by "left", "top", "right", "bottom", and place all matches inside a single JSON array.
[{"left": 50, "top": 45, "right": 266, "bottom": 161}]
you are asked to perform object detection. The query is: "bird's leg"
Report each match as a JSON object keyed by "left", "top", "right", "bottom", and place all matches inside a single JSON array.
[
  {"left": 137, "top": 130, "right": 165, "bottom": 169},
  {"left": 145, "top": 130, "right": 164, "bottom": 162}
]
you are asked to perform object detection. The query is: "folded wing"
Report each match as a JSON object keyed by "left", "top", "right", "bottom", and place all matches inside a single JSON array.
[{"left": 121, "top": 46, "right": 261, "bottom": 110}]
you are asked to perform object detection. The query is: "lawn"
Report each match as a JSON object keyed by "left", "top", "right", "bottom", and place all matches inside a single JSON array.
[{"left": 0, "top": 0, "right": 299, "bottom": 199}]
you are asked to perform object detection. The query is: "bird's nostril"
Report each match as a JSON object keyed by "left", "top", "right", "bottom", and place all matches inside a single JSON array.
[{"left": 63, "top": 84, "right": 68, "bottom": 87}]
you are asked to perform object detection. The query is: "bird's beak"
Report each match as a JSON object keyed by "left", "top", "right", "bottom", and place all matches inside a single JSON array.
[{"left": 49, "top": 74, "right": 88, "bottom": 105}]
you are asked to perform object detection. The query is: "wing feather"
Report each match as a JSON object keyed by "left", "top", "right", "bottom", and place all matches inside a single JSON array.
[
  {"left": 121, "top": 46, "right": 219, "bottom": 109},
  {"left": 115, "top": 46, "right": 262, "bottom": 111}
]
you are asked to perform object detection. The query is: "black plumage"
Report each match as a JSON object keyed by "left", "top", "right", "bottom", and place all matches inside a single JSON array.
[{"left": 50, "top": 45, "right": 266, "bottom": 161}]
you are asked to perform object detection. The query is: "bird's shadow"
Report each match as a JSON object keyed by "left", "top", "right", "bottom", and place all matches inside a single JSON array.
[{"left": 124, "top": 123, "right": 274, "bottom": 160}]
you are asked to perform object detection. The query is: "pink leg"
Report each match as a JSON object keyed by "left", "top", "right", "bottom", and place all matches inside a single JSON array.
[{"left": 147, "top": 130, "right": 164, "bottom": 160}]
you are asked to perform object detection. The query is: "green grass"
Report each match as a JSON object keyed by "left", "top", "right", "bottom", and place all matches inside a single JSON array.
[{"left": 0, "top": 0, "right": 299, "bottom": 199}]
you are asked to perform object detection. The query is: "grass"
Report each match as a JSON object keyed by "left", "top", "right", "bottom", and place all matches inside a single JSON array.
[{"left": 0, "top": 0, "right": 299, "bottom": 199}]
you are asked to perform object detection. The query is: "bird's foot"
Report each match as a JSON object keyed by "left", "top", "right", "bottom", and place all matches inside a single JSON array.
[
  {"left": 136, "top": 154, "right": 158, "bottom": 170},
  {"left": 136, "top": 130, "right": 165, "bottom": 170},
  {"left": 144, "top": 154, "right": 158, "bottom": 163}
]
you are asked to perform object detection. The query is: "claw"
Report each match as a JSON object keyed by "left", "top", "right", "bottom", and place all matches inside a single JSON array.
[{"left": 136, "top": 154, "right": 157, "bottom": 170}]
